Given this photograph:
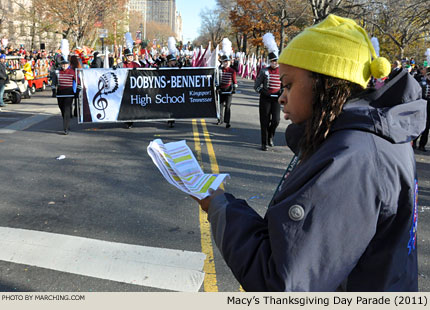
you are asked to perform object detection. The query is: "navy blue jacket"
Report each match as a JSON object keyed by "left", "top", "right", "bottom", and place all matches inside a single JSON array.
[
  {"left": 0, "top": 62, "right": 7, "bottom": 85},
  {"left": 207, "top": 70, "right": 426, "bottom": 291}
]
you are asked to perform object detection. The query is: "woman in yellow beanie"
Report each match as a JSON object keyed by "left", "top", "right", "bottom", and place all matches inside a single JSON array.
[{"left": 193, "top": 15, "right": 426, "bottom": 291}]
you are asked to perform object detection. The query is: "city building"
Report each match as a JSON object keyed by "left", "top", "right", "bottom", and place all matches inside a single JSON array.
[
  {"left": 0, "top": 0, "right": 61, "bottom": 51},
  {"left": 146, "top": 0, "right": 175, "bottom": 33},
  {"left": 128, "top": 0, "right": 182, "bottom": 40},
  {"left": 175, "top": 11, "right": 183, "bottom": 42}
]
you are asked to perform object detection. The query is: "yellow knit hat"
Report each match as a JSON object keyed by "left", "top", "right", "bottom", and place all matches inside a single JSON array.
[{"left": 278, "top": 14, "right": 391, "bottom": 88}]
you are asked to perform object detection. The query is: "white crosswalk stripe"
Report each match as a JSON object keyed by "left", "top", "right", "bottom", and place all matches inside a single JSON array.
[
  {"left": 0, "top": 114, "right": 52, "bottom": 134},
  {"left": 0, "top": 227, "right": 206, "bottom": 292}
]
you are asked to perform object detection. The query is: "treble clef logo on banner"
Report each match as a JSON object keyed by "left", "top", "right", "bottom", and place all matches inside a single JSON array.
[{"left": 92, "top": 72, "right": 119, "bottom": 120}]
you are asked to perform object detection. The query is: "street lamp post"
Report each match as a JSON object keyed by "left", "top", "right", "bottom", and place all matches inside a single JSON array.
[
  {"left": 140, "top": 23, "right": 143, "bottom": 41},
  {"left": 99, "top": 29, "right": 108, "bottom": 52}
]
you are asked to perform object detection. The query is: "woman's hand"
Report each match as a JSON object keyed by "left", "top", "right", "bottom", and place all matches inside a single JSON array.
[{"left": 191, "top": 188, "right": 225, "bottom": 213}]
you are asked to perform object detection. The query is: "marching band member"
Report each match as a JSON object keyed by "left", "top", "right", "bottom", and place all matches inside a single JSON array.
[
  {"left": 117, "top": 48, "right": 141, "bottom": 69},
  {"left": 56, "top": 39, "right": 75, "bottom": 135},
  {"left": 254, "top": 33, "right": 281, "bottom": 151},
  {"left": 117, "top": 33, "right": 141, "bottom": 69},
  {"left": 118, "top": 33, "right": 142, "bottom": 129},
  {"left": 118, "top": 47, "right": 141, "bottom": 129},
  {"left": 218, "top": 38, "right": 237, "bottom": 128}
]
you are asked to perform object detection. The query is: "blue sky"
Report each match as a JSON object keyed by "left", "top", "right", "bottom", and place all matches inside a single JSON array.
[{"left": 176, "top": 0, "right": 218, "bottom": 43}]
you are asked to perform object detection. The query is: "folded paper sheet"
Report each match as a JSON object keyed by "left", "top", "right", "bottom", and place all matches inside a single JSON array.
[{"left": 147, "top": 139, "right": 229, "bottom": 200}]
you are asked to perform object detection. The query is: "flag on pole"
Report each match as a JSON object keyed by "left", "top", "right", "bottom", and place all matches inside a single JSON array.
[
  {"left": 202, "top": 42, "right": 212, "bottom": 67},
  {"left": 243, "top": 56, "right": 249, "bottom": 78},
  {"left": 193, "top": 48, "right": 201, "bottom": 67},
  {"left": 196, "top": 42, "right": 211, "bottom": 67},
  {"left": 251, "top": 54, "right": 257, "bottom": 80},
  {"left": 238, "top": 52, "right": 244, "bottom": 75},
  {"left": 208, "top": 44, "right": 219, "bottom": 68}
]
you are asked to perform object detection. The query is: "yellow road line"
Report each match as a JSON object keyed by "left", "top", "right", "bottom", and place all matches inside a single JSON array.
[
  {"left": 200, "top": 120, "right": 218, "bottom": 173},
  {"left": 200, "top": 119, "right": 245, "bottom": 292},
  {"left": 200, "top": 119, "right": 223, "bottom": 189},
  {"left": 192, "top": 119, "right": 218, "bottom": 292}
]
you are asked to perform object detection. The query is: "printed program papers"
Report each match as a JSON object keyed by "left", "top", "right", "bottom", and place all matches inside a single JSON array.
[{"left": 147, "top": 139, "right": 229, "bottom": 200}]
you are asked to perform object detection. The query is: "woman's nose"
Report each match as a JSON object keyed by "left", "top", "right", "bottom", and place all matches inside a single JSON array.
[{"left": 278, "top": 90, "right": 286, "bottom": 106}]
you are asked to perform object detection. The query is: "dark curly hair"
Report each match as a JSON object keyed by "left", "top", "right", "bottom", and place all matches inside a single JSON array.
[{"left": 299, "top": 73, "right": 364, "bottom": 160}]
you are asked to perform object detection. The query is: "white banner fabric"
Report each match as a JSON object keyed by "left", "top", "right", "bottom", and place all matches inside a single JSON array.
[{"left": 82, "top": 68, "right": 129, "bottom": 122}]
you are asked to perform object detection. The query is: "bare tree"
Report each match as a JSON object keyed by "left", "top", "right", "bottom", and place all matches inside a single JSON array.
[
  {"left": 359, "top": 0, "right": 430, "bottom": 59},
  {"left": 229, "top": 0, "right": 308, "bottom": 54},
  {"left": 198, "top": 8, "right": 229, "bottom": 47},
  {"left": 216, "top": 0, "right": 236, "bottom": 11},
  {"left": 267, "top": 0, "right": 310, "bottom": 50},
  {"left": 145, "top": 21, "right": 176, "bottom": 45},
  {"left": 0, "top": 1, "right": 7, "bottom": 37},
  {"left": 42, "top": 0, "right": 126, "bottom": 47},
  {"left": 129, "top": 10, "right": 145, "bottom": 42},
  {"left": 308, "top": 0, "right": 345, "bottom": 23}
]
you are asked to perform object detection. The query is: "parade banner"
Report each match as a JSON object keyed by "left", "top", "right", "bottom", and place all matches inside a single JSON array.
[
  {"left": 79, "top": 68, "right": 217, "bottom": 123},
  {"left": 81, "top": 69, "right": 129, "bottom": 122}
]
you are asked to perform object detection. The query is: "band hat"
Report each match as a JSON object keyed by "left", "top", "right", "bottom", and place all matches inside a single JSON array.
[
  {"left": 220, "top": 54, "right": 231, "bottom": 62},
  {"left": 166, "top": 54, "right": 176, "bottom": 62},
  {"left": 124, "top": 48, "right": 133, "bottom": 56},
  {"left": 268, "top": 52, "right": 278, "bottom": 61},
  {"left": 278, "top": 14, "right": 391, "bottom": 88},
  {"left": 60, "top": 56, "right": 69, "bottom": 64}
]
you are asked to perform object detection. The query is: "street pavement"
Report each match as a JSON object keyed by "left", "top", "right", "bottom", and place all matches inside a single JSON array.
[{"left": 0, "top": 78, "right": 429, "bottom": 292}]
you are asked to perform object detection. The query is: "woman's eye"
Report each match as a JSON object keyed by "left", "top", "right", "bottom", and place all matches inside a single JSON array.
[{"left": 281, "top": 83, "right": 291, "bottom": 91}]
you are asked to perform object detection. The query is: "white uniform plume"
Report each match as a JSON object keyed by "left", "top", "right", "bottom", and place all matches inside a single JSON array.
[
  {"left": 371, "top": 37, "right": 380, "bottom": 57},
  {"left": 168, "top": 37, "right": 177, "bottom": 56},
  {"left": 125, "top": 32, "right": 134, "bottom": 50},
  {"left": 262, "top": 33, "right": 278, "bottom": 56},
  {"left": 426, "top": 48, "right": 430, "bottom": 65},
  {"left": 60, "top": 39, "right": 69, "bottom": 61},
  {"left": 221, "top": 38, "right": 232, "bottom": 58}
]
